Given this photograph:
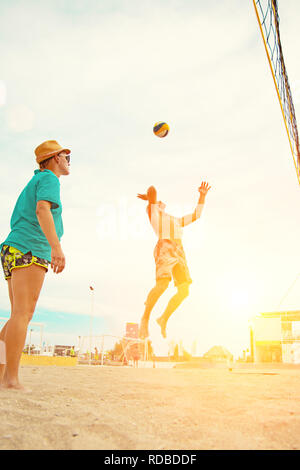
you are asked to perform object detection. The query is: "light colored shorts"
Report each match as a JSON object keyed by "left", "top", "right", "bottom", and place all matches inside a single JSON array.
[
  {"left": 0, "top": 245, "right": 49, "bottom": 280},
  {"left": 154, "top": 239, "right": 192, "bottom": 287}
]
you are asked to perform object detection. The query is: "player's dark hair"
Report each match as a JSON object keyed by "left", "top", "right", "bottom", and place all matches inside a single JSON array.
[{"left": 39, "top": 156, "right": 54, "bottom": 169}]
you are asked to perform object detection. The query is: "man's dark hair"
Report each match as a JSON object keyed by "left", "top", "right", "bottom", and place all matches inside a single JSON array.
[{"left": 39, "top": 156, "right": 54, "bottom": 169}]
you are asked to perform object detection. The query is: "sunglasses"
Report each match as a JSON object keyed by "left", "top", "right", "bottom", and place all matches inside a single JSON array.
[{"left": 58, "top": 153, "right": 70, "bottom": 163}]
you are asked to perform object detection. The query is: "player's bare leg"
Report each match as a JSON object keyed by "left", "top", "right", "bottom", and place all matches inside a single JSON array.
[
  {"left": 139, "top": 279, "right": 169, "bottom": 339},
  {"left": 157, "top": 283, "right": 189, "bottom": 338},
  {"left": 1, "top": 265, "right": 46, "bottom": 390},
  {"left": 0, "top": 279, "right": 13, "bottom": 385},
  {"left": 0, "top": 324, "right": 8, "bottom": 385}
]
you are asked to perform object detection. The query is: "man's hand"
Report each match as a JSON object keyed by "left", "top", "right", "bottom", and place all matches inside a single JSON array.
[
  {"left": 137, "top": 186, "right": 157, "bottom": 204},
  {"left": 51, "top": 244, "right": 65, "bottom": 274},
  {"left": 198, "top": 181, "right": 211, "bottom": 196},
  {"left": 197, "top": 181, "right": 211, "bottom": 205}
]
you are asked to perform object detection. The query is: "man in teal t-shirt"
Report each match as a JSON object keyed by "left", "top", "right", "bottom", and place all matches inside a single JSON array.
[
  {"left": 2, "top": 169, "right": 63, "bottom": 262},
  {"left": 0, "top": 140, "right": 70, "bottom": 391}
]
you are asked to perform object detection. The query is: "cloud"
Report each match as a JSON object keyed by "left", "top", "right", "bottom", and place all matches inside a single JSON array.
[{"left": 6, "top": 105, "right": 35, "bottom": 132}]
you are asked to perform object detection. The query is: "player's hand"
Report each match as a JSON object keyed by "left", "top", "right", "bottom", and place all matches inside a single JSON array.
[
  {"left": 137, "top": 193, "right": 148, "bottom": 201},
  {"left": 198, "top": 182, "right": 211, "bottom": 196},
  {"left": 51, "top": 244, "right": 66, "bottom": 274}
]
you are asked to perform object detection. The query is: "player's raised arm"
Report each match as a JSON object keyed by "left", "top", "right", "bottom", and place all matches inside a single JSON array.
[
  {"left": 137, "top": 185, "right": 157, "bottom": 204},
  {"left": 198, "top": 181, "right": 211, "bottom": 203},
  {"left": 180, "top": 181, "right": 211, "bottom": 227},
  {"left": 138, "top": 185, "right": 158, "bottom": 221}
]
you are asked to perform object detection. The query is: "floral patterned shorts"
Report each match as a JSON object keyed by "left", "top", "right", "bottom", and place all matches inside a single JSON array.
[
  {"left": 0, "top": 245, "right": 49, "bottom": 280},
  {"left": 154, "top": 239, "right": 192, "bottom": 287}
]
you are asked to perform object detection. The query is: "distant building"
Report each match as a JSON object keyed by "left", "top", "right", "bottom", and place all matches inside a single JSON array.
[
  {"left": 54, "top": 345, "right": 72, "bottom": 356},
  {"left": 203, "top": 345, "right": 233, "bottom": 362},
  {"left": 250, "top": 310, "right": 300, "bottom": 363},
  {"left": 125, "top": 322, "right": 139, "bottom": 339},
  {"left": 124, "top": 322, "right": 140, "bottom": 363}
]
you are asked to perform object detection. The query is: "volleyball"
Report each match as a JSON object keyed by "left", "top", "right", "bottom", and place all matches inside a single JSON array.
[{"left": 153, "top": 122, "right": 169, "bottom": 138}]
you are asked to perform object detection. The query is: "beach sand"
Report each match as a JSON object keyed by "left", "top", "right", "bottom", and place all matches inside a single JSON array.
[{"left": 1, "top": 363, "right": 300, "bottom": 450}]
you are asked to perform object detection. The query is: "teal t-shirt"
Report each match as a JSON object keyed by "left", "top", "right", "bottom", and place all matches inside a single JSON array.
[{"left": 1, "top": 169, "right": 63, "bottom": 262}]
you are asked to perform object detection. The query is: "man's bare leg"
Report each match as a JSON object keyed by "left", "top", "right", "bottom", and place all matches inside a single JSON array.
[
  {"left": 157, "top": 283, "right": 190, "bottom": 338},
  {"left": 0, "top": 326, "right": 8, "bottom": 384},
  {"left": 0, "top": 279, "right": 14, "bottom": 384},
  {"left": 139, "top": 279, "right": 169, "bottom": 338},
  {"left": 0, "top": 336, "right": 7, "bottom": 383},
  {"left": 1, "top": 265, "right": 46, "bottom": 390}
]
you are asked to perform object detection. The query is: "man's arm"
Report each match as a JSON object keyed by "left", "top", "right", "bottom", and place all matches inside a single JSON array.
[
  {"left": 137, "top": 185, "right": 157, "bottom": 204},
  {"left": 137, "top": 185, "right": 158, "bottom": 221},
  {"left": 180, "top": 181, "right": 211, "bottom": 227},
  {"left": 36, "top": 200, "right": 65, "bottom": 274}
]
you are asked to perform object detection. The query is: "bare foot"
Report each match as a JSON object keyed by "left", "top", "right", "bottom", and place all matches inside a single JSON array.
[
  {"left": 156, "top": 317, "right": 167, "bottom": 338},
  {"left": 1, "top": 381, "right": 31, "bottom": 393}
]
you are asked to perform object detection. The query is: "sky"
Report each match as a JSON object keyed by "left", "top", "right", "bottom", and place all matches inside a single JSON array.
[{"left": 1, "top": 0, "right": 300, "bottom": 358}]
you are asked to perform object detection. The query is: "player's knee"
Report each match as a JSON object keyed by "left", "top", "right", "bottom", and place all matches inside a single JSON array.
[
  {"left": 12, "top": 301, "right": 37, "bottom": 323},
  {"left": 178, "top": 284, "right": 189, "bottom": 299},
  {"left": 26, "top": 301, "right": 38, "bottom": 322},
  {"left": 12, "top": 309, "right": 31, "bottom": 324}
]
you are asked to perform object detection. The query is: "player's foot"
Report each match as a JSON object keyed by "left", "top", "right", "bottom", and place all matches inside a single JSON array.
[
  {"left": 139, "top": 319, "right": 149, "bottom": 339},
  {"left": 0, "top": 381, "right": 31, "bottom": 392},
  {"left": 156, "top": 316, "right": 167, "bottom": 338}
]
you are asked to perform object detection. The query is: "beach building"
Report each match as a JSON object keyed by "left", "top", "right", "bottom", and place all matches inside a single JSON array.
[
  {"left": 250, "top": 310, "right": 300, "bottom": 363},
  {"left": 203, "top": 346, "right": 233, "bottom": 362}
]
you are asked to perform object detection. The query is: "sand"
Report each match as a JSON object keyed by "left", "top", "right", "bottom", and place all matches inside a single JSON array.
[{"left": 1, "top": 363, "right": 300, "bottom": 450}]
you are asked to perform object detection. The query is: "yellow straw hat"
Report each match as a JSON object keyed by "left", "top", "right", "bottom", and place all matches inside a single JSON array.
[{"left": 35, "top": 140, "right": 70, "bottom": 164}]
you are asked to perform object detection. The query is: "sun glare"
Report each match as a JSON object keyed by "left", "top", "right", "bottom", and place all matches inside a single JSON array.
[{"left": 230, "top": 289, "right": 250, "bottom": 310}]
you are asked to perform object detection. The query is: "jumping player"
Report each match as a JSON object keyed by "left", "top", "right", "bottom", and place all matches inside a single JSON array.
[
  {"left": 137, "top": 182, "right": 211, "bottom": 339},
  {"left": 0, "top": 140, "right": 70, "bottom": 390}
]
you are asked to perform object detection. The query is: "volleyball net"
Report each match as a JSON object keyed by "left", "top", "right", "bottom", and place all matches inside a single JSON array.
[
  {"left": 252, "top": 0, "right": 300, "bottom": 184},
  {"left": 78, "top": 334, "right": 149, "bottom": 365}
]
